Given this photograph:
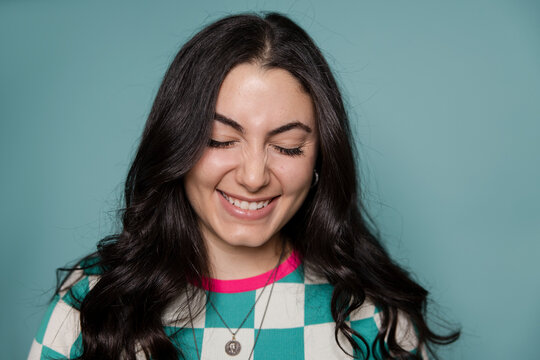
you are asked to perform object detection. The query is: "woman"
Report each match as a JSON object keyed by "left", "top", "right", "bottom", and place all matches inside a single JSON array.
[{"left": 29, "top": 12, "right": 459, "bottom": 360}]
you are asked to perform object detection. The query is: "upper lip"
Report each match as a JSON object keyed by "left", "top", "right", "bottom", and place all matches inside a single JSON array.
[{"left": 218, "top": 190, "right": 279, "bottom": 202}]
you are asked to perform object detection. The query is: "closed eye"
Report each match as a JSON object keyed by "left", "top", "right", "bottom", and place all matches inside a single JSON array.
[
  {"left": 273, "top": 145, "right": 304, "bottom": 157},
  {"left": 208, "top": 139, "right": 236, "bottom": 148},
  {"left": 209, "top": 139, "right": 304, "bottom": 157}
]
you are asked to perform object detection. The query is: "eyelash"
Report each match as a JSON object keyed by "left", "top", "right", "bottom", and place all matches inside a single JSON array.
[
  {"left": 208, "top": 139, "right": 235, "bottom": 148},
  {"left": 208, "top": 139, "right": 304, "bottom": 157},
  {"left": 276, "top": 146, "right": 304, "bottom": 156}
]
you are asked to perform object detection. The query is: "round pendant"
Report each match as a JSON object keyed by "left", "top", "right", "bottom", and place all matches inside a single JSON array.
[{"left": 225, "top": 339, "right": 242, "bottom": 356}]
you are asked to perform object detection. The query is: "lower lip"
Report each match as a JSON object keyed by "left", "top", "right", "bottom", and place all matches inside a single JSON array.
[{"left": 218, "top": 191, "right": 278, "bottom": 220}]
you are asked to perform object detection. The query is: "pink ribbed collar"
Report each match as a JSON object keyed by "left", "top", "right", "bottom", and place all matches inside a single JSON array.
[{"left": 200, "top": 250, "right": 301, "bottom": 293}]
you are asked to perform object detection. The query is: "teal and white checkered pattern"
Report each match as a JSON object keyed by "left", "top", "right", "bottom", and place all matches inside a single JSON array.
[{"left": 28, "top": 264, "right": 426, "bottom": 359}]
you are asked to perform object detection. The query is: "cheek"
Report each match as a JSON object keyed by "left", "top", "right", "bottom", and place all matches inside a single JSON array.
[
  {"left": 189, "top": 151, "right": 234, "bottom": 184},
  {"left": 273, "top": 158, "right": 314, "bottom": 193},
  {"left": 184, "top": 151, "right": 233, "bottom": 207}
]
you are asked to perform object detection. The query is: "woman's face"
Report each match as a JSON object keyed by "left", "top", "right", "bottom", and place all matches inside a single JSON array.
[{"left": 184, "top": 63, "right": 318, "bottom": 252}]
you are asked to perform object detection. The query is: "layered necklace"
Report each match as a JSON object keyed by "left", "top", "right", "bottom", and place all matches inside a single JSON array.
[{"left": 187, "top": 247, "right": 285, "bottom": 359}]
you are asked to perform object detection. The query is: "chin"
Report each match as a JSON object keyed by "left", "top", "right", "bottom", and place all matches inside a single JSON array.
[
  {"left": 224, "top": 237, "right": 270, "bottom": 249},
  {"left": 219, "top": 230, "right": 277, "bottom": 249}
]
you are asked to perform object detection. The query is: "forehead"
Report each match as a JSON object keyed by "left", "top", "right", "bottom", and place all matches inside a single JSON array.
[{"left": 214, "top": 63, "right": 316, "bottom": 133}]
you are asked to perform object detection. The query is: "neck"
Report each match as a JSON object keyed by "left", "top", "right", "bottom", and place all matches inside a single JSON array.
[{"left": 205, "top": 234, "right": 291, "bottom": 280}]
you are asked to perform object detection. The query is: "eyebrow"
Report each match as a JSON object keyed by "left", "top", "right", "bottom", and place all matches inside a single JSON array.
[
  {"left": 214, "top": 113, "right": 243, "bottom": 133},
  {"left": 214, "top": 113, "right": 312, "bottom": 136}
]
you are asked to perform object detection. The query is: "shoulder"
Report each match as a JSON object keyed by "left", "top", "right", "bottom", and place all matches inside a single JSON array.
[
  {"left": 59, "top": 258, "right": 102, "bottom": 308},
  {"left": 303, "top": 268, "right": 426, "bottom": 358},
  {"left": 28, "top": 258, "right": 102, "bottom": 360},
  {"left": 349, "top": 303, "right": 428, "bottom": 359}
]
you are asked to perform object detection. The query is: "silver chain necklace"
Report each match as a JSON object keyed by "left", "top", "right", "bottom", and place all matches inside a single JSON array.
[{"left": 187, "top": 248, "right": 285, "bottom": 359}]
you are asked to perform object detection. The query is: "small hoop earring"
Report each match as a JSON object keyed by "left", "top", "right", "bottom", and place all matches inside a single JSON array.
[{"left": 311, "top": 169, "right": 319, "bottom": 188}]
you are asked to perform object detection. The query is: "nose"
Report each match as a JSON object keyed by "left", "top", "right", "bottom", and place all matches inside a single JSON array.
[{"left": 236, "top": 147, "right": 271, "bottom": 193}]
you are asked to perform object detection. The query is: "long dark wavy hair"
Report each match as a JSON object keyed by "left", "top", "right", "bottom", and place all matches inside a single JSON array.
[{"left": 57, "top": 12, "right": 459, "bottom": 360}]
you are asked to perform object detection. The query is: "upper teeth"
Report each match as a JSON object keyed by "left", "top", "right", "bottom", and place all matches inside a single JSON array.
[{"left": 221, "top": 192, "right": 271, "bottom": 210}]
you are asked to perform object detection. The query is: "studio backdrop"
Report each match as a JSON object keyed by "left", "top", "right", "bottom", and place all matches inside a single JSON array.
[{"left": 1, "top": 1, "right": 539, "bottom": 359}]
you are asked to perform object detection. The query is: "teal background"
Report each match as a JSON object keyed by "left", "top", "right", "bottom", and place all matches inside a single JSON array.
[{"left": 1, "top": 0, "right": 539, "bottom": 359}]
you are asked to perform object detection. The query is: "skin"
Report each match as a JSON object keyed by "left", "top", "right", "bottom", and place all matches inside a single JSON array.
[{"left": 184, "top": 62, "right": 319, "bottom": 280}]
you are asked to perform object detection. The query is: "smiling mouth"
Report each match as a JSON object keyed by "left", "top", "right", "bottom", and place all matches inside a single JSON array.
[{"left": 218, "top": 190, "right": 277, "bottom": 210}]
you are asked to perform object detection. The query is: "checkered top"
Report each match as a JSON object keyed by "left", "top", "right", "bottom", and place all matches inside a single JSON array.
[{"left": 28, "top": 252, "right": 426, "bottom": 359}]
